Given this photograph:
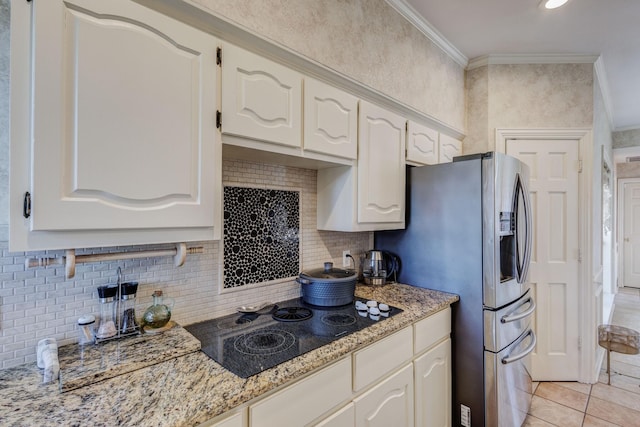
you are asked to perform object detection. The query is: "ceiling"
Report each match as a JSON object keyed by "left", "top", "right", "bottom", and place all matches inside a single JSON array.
[{"left": 394, "top": 0, "right": 640, "bottom": 131}]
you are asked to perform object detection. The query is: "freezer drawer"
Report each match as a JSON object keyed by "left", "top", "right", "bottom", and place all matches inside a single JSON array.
[
  {"left": 484, "top": 289, "right": 535, "bottom": 353},
  {"left": 485, "top": 328, "right": 536, "bottom": 427}
]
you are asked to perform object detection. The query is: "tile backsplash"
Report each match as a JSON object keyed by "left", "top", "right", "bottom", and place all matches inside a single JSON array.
[
  {"left": 223, "top": 186, "right": 300, "bottom": 289},
  {"left": 0, "top": 159, "right": 372, "bottom": 368}
]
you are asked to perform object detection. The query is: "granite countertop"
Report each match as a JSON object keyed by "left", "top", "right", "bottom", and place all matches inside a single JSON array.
[{"left": 0, "top": 283, "right": 458, "bottom": 427}]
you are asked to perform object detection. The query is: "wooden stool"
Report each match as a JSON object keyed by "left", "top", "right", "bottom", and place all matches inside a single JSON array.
[{"left": 598, "top": 324, "right": 640, "bottom": 385}]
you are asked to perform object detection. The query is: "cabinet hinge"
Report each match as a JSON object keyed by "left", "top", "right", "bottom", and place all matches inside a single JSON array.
[
  {"left": 577, "top": 249, "right": 582, "bottom": 263},
  {"left": 216, "top": 110, "right": 222, "bottom": 129},
  {"left": 23, "top": 191, "right": 31, "bottom": 218},
  {"left": 578, "top": 159, "right": 583, "bottom": 173},
  {"left": 216, "top": 47, "right": 222, "bottom": 66},
  {"left": 578, "top": 336, "right": 582, "bottom": 350}
]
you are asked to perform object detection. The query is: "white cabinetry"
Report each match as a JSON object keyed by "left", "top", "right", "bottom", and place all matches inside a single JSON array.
[
  {"left": 406, "top": 121, "right": 439, "bottom": 165},
  {"left": 10, "top": 0, "right": 221, "bottom": 251},
  {"left": 413, "top": 308, "right": 452, "bottom": 427},
  {"left": 304, "top": 77, "right": 358, "bottom": 160},
  {"left": 414, "top": 339, "right": 452, "bottom": 427},
  {"left": 438, "top": 134, "right": 463, "bottom": 163},
  {"left": 358, "top": 101, "right": 406, "bottom": 224},
  {"left": 407, "top": 121, "right": 463, "bottom": 166},
  {"left": 250, "top": 358, "right": 352, "bottom": 427},
  {"left": 317, "top": 101, "right": 406, "bottom": 231},
  {"left": 315, "top": 403, "right": 355, "bottom": 427},
  {"left": 354, "top": 364, "right": 414, "bottom": 427},
  {"left": 221, "top": 44, "right": 302, "bottom": 148}
]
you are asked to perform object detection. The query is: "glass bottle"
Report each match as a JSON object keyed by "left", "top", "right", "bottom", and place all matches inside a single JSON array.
[
  {"left": 77, "top": 315, "right": 96, "bottom": 345},
  {"left": 95, "top": 285, "right": 118, "bottom": 339},
  {"left": 142, "top": 290, "right": 174, "bottom": 329},
  {"left": 119, "top": 282, "right": 139, "bottom": 334}
]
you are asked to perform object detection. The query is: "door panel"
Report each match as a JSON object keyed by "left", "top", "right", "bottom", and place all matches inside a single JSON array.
[
  {"left": 31, "top": 0, "right": 218, "bottom": 231},
  {"left": 506, "top": 139, "right": 580, "bottom": 381},
  {"left": 622, "top": 182, "right": 640, "bottom": 288}
]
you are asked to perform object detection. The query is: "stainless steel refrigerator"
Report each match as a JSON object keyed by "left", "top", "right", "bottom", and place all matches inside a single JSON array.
[{"left": 375, "top": 152, "right": 536, "bottom": 427}]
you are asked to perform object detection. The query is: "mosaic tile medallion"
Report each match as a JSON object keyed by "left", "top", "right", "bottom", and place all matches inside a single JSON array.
[{"left": 223, "top": 186, "right": 300, "bottom": 289}]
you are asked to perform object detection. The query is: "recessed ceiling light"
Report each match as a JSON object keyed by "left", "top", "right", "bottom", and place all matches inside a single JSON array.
[{"left": 541, "top": 0, "right": 569, "bottom": 9}]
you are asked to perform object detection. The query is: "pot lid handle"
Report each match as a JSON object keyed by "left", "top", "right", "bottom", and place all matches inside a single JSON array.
[{"left": 323, "top": 262, "right": 333, "bottom": 272}]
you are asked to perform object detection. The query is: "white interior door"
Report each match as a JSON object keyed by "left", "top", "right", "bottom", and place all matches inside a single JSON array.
[
  {"left": 506, "top": 139, "right": 581, "bottom": 381},
  {"left": 622, "top": 181, "right": 640, "bottom": 288}
]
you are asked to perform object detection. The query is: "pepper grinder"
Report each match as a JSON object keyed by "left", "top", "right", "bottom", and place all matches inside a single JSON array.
[{"left": 119, "top": 282, "right": 140, "bottom": 335}]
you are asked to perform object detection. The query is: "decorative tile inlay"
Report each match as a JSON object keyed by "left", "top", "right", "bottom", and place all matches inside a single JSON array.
[{"left": 223, "top": 186, "right": 300, "bottom": 289}]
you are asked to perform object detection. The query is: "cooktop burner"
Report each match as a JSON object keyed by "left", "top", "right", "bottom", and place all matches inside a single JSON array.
[
  {"left": 272, "top": 307, "right": 313, "bottom": 322},
  {"left": 186, "top": 297, "right": 402, "bottom": 378},
  {"left": 234, "top": 329, "right": 296, "bottom": 356}
]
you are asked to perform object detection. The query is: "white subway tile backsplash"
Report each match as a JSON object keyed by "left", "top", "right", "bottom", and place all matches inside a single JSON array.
[{"left": 0, "top": 159, "right": 372, "bottom": 368}]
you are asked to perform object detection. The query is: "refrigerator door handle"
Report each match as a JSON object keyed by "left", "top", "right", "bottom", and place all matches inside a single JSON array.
[
  {"left": 520, "top": 174, "right": 533, "bottom": 283},
  {"left": 502, "top": 329, "right": 536, "bottom": 365},
  {"left": 501, "top": 296, "right": 536, "bottom": 324}
]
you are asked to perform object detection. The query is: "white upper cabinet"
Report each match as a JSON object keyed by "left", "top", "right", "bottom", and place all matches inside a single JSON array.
[
  {"left": 11, "top": 0, "right": 221, "bottom": 250},
  {"left": 406, "top": 121, "right": 439, "bottom": 165},
  {"left": 221, "top": 44, "right": 302, "bottom": 147},
  {"left": 317, "top": 101, "right": 405, "bottom": 231},
  {"left": 439, "top": 133, "right": 463, "bottom": 163},
  {"left": 303, "top": 77, "right": 358, "bottom": 160},
  {"left": 357, "top": 101, "right": 406, "bottom": 224}
]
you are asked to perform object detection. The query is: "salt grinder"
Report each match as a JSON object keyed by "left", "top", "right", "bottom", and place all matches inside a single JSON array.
[{"left": 95, "top": 285, "right": 118, "bottom": 339}]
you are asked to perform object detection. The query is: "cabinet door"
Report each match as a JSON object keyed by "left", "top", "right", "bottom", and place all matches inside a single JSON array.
[
  {"left": 30, "top": 0, "right": 219, "bottom": 232},
  {"left": 221, "top": 44, "right": 302, "bottom": 147},
  {"left": 315, "top": 403, "right": 355, "bottom": 427},
  {"left": 357, "top": 101, "right": 406, "bottom": 224},
  {"left": 406, "top": 121, "right": 439, "bottom": 165},
  {"left": 414, "top": 339, "right": 452, "bottom": 427},
  {"left": 354, "top": 364, "right": 414, "bottom": 427},
  {"left": 250, "top": 358, "right": 352, "bottom": 427},
  {"left": 438, "top": 134, "right": 462, "bottom": 163},
  {"left": 304, "top": 78, "right": 358, "bottom": 159}
]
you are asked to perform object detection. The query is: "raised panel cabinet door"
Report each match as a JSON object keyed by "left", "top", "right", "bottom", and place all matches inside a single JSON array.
[
  {"left": 30, "top": 0, "right": 219, "bottom": 231},
  {"left": 303, "top": 77, "right": 358, "bottom": 159},
  {"left": 414, "top": 339, "right": 452, "bottom": 427},
  {"left": 314, "top": 403, "right": 355, "bottom": 427},
  {"left": 438, "top": 134, "right": 462, "bottom": 163},
  {"left": 221, "top": 44, "right": 302, "bottom": 147},
  {"left": 406, "top": 121, "right": 439, "bottom": 165},
  {"left": 354, "top": 364, "right": 414, "bottom": 427},
  {"left": 357, "top": 101, "right": 406, "bottom": 224}
]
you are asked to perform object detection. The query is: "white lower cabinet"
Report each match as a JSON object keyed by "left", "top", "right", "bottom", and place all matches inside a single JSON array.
[
  {"left": 202, "top": 411, "right": 246, "bottom": 427},
  {"left": 353, "top": 364, "right": 414, "bottom": 427},
  {"left": 314, "top": 403, "right": 356, "bottom": 427},
  {"left": 250, "top": 358, "right": 352, "bottom": 427},
  {"left": 414, "top": 339, "right": 452, "bottom": 427}
]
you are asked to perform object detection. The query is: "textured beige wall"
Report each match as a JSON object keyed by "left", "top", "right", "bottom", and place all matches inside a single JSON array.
[
  {"left": 0, "top": 0, "right": 8, "bottom": 241},
  {"left": 193, "top": 0, "right": 466, "bottom": 132},
  {"left": 465, "top": 63, "right": 594, "bottom": 153},
  {"left": 613, "top": 129, "right": 640, "bottom": 149},
  {"left": 617, "top": 162, "right": 640, "bottom": 179},
  {"left": 464, "top": 66, "right": 489, "bottom": 154}
]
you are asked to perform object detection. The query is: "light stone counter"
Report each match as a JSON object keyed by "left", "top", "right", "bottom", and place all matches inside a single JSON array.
[{"left": 0, "top": 283, "right": 458, "bottom": 427}]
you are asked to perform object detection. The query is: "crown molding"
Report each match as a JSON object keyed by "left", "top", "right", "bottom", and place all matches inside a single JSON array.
[
  {"left": 385, "top": 0, "right": 468, "bottom": 68},
  {"left": 467, "top": 53, "right": 600, "bottom": 70}
]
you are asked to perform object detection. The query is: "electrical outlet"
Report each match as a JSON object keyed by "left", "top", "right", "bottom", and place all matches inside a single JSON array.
[
  {"left": 460, "top": 404, "right": 471, "bottom": 427},
  {"left": 342, "top": 250, "right": 351, "bottom": 267}
]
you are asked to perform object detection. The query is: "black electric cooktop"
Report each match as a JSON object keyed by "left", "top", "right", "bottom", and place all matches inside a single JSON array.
[{"left": 185, "top": 297, "right": 401, "bottom": 378}]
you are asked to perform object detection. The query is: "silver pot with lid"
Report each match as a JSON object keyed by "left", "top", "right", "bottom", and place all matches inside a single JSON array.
[{"left": 297, "top": 262, "right": 357, "bottom": 306}]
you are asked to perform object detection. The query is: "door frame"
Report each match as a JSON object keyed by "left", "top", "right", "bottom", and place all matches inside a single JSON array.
[
  {"left": 496, "top": 128, "right": 596, "bottom": 383},
  {"left": 617, "top": 178, "right": 640, "bottom": 289}
]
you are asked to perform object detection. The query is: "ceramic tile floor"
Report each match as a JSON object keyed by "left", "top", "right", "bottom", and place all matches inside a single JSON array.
[{"left": 523, "top": 287, "right": 640, "bottom": 427}]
